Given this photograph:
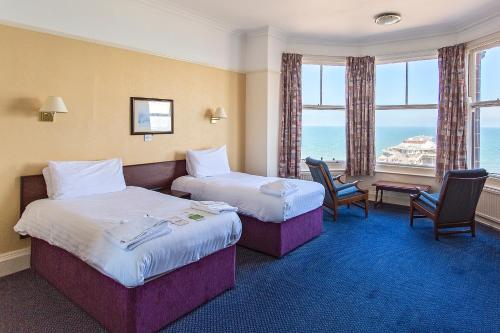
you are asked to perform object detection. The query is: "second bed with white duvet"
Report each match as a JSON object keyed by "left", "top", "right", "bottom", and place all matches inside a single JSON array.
[{"left": 171, "top": 172, "right": 325, "bottom": 222}]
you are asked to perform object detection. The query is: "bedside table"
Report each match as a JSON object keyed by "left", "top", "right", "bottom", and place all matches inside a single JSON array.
[{"left": 155, "top": 188, "right": 191, "bottom": 199}]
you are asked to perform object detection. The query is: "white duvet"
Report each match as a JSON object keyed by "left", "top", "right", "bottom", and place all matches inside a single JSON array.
[
  {"left": 171, "top": 172, "right": 325, "bottom": 222},
  {"left": 14, "top": 187, "right": 242, "bottom": 287}
]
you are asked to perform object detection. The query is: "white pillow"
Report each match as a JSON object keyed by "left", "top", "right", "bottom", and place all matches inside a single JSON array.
[
  {"left": 48, "top": 158, "right": 126, "bottom": 199},
  {"left": 186, "top": 146, "right": 230, "bottom": 178},
  {"left": 42, "top": 167, "right": 55, "bottom": 199},
  {"left": 186, "top": 147, "right": 217, "bottom": 176}
]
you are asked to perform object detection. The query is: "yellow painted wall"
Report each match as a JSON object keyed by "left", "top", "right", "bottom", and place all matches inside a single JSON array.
[{"left": 0, "top": 24, "right": 246, "bottom": 254}]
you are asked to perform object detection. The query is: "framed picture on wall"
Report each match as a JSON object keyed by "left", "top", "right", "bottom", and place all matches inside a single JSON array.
[{"left": 130, "top": 97, "right": 174, "bottom": 135}]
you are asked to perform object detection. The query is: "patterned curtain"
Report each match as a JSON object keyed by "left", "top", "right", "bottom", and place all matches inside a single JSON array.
[
  {"left": 436, "top": 43, "right": 468, "bottom": 180},
  {"left": 278, "top": 53, "right": 303, "bottom": 178},
  {"left": 345, "top": 56, "right": 376, "bottom": 176}
]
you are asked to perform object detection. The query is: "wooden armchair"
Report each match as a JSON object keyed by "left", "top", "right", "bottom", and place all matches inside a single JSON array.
[
  {"left": 305, "top": 157, "right": 369, "bottom": 221},
  {"left": 410, "top": 169, "right": 488, "bottom": 240}
]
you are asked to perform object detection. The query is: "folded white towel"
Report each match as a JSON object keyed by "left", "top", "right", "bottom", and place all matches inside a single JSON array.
[
  {"left": 260, "top": 180, "right": 299, "bottom": 197},
  {"left": 191, "top": 201, "right": 238, "bottom": 215},
  {"left": 105, "top": 215, "right": 172, "bottom": 250}
]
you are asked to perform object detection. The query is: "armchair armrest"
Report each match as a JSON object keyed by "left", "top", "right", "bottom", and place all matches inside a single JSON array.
[
  {"left": 332, "top": 174, "right": 346, "bottom": 184},
  {"left": 335, "top": 180, "right": 366, "bottom": 193}
]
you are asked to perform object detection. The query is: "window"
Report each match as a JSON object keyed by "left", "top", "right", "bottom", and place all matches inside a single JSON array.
[
  {"left": 301, "top": 63, "right": 346, "bottom": 162},
  {"left": 471, "top": 45, "right": 500, "bottom": 175},
  {"left": 375, "top": 58, "right": 439, "bottom": 167}
]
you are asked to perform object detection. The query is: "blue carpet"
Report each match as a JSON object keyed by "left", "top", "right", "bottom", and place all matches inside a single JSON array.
[{"left": 0, "top": 206, "right": 499, "bottom": 332}]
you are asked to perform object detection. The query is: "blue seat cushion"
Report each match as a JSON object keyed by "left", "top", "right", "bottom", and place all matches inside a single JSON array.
[
  {"left": 416, "top": 192, "right": 439, "bottom": 212},
  {"left": 337, "top": 187, "right": 363, "bottom": 200}
]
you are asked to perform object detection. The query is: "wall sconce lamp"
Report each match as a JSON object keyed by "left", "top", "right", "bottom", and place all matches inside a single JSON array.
[
  {"left": 210, "top": 107, "right": 228, "bottom": 124},
  {"left": 39, "top": 96, "right": 68, "bottom": 122}
]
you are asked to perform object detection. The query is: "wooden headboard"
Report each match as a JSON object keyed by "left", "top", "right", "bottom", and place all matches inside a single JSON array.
[{"left": 20, "top": 160, "right": 187, "bottom": 215}]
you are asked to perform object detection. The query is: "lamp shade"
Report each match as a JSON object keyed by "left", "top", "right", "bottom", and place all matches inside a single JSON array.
[
  {"left": 214, "top": 107, "right": 227, "bottom": 119},
  {"left": 40, "top": 96, "right": 68, "bottom": 113}
]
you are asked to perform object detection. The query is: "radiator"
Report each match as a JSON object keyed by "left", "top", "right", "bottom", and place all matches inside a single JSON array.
[
  {"left": 476, "top": 186, "right": 500, "bottom": 230},
  {"left": 300, "top": 172, "right": 313, "bottom": 181}
]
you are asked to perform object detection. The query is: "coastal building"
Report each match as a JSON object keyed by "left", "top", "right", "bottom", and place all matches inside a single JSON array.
[{"left": 377, "top": 136, "right": 436, "bottom": 166}]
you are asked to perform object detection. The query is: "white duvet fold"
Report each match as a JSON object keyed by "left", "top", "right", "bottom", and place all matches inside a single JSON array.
[
  {"left": 191, "top": 201, "right": 238, "bottom": 215},
  {"left": 260, "top": 180, "right": 298, "bottom": 197},
  {"left": 104, "top": 216, "right": 172, "bottom": 250}
]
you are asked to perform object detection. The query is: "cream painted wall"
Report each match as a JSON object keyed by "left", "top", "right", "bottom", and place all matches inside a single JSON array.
[
  {"left": 245, "top": 71, "right": 268, "bottom": 175},
  {"left": 0, "top": 24, "right": 245, "bottom": 254},
  {"left": 244, "top": 28, "right": 284, "bottom": 176}
]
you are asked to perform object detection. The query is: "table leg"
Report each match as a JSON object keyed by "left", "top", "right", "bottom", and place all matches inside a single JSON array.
[
  {"left": 374, "top": 188, "right": 379, "bottom": 209},
  {"left": 380, "top": 190, "right": 384, "bottom": 208}
]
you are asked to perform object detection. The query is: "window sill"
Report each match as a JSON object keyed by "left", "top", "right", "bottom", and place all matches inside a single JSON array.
[{"left": 375, "top": 164, "right": 435, "bottom": 178}]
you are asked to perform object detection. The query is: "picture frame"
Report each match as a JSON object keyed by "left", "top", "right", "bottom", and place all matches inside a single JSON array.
[{"left": 130, "top": 97, "right": 174, "bottom": 135}]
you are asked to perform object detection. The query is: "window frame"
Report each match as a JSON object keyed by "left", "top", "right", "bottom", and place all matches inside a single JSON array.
[
  {"left": 302, "top": 56, "right": 346, "bottom": 110},
  {"left": 301, "top": 56, "right": 347, "bottom": 164},
  {"left": 375, "top": 55, "right": 439, "bottom": 168},
  {"left": 468, "top": 41, "right": 500, "bottom": 177}
]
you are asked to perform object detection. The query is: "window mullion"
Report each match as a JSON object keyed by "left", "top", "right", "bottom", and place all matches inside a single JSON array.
[
  {"left": 319, "top": 65, "right": 323, "bottom": 106},
  {"left": 405, "top": 62, "right": 409, "bottom": 105}
]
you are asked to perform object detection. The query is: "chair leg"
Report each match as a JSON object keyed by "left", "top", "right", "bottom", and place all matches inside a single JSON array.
[
  {"left": 409, "top": 203, "right": 414, "bottom": 227},
  {"left": 333, "top": 208, "right": 337, "bottom": 221},
  {"left": 471, "top": 219, "right": 476, "bottom": 237},
  {"left": 364, "top": 198, "right": 368, "bottom": 218},
  {"left": 434, "top": 222, "right": 439, "bottom": 241}
]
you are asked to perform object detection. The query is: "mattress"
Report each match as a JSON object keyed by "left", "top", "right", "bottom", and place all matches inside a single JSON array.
[
  {"left": 14, "top": 187, "right": 242, "bottom": 287},
  {"left": 171, "top": 172, "right": 325, "bottom": 222}
]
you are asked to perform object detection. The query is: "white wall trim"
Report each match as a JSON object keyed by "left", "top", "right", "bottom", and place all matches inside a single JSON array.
[
  {"left": 0, "top": 0, "right": 244, "bottom": 72},
  {"left": 0, "top": 247, "right": 30, "bottom": 278},
  {"left": 0, "top": 19, "right": 245, "bottom": 74},
  {"left": 137, "top": 0, "right": 237, "bottom": 33}
]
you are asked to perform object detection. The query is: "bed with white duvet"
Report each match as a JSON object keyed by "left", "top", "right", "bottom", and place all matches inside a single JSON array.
[
  {"left": 15, "top": 186, "right": 242, "bottom": 287},
  {"left": 172, "top": 172, "right": 325, "bottom": 222}
]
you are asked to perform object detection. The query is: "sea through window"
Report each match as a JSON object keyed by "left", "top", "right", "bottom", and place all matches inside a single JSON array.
[
  {"left": 470, "top": 45, "right": 500, "bottom": 175},
  {"left": 375, "top": 58, "right": 439, "bottom": 167},
  {"left": 301, "top": 62, "right": 346, "bottom": 163}
]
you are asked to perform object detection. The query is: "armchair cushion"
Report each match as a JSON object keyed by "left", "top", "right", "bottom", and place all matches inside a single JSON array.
[
  {"left": 335, "top": 182, "right": 356, "bottom": 193},
  {"left": 337, "top": 187, "right": 363, "bottom": 200},
  {"left": 416, "top": 192, "right": 439, "bottom": 212}
]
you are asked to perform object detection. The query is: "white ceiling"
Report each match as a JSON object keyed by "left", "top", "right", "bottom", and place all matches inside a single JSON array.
[{"left": 161, "top": 0, "right": 500, "bottom": 43}]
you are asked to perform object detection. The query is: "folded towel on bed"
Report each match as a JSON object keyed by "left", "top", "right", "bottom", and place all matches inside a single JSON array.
[
  {"left": 260, "top": 180, "right": 299, "bottom": 197},
  {"left": 191, "top": 201, "right": 238, "bottom": 215},
  {"left": 104, "top": 216, "right": 172, "bottom": 250}
]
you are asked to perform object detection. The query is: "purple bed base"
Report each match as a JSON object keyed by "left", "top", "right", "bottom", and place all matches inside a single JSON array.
[
  {"left": 237, "top": 207, "right": 323, "bottom": 257},
  {"left": 30, "top": 238, "right": 236, "bottom": 333}
]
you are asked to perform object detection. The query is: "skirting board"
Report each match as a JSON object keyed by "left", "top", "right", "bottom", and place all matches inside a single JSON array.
[
  {"left": 0, "top": 247, "right": 30, "bottom": 278},
  {"left": 476, "top": 214, "right": 500, "bottom": 232}
]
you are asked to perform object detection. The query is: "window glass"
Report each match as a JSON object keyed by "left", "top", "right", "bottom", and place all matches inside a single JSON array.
[
  {"left": 375, "top": 109, "right": 437, "bottom": 167},
  {"left": 408, "top": 59, "right": 439, "bottom": 104},
  {"left": 477, "top": 106, "right": 500, "bottom": 174},
  {"left": 302, "top": 64, "right": 321, "bottom": 105},
  {"left": 301, "top": 110, "right": 346, "bottom": 161},
  {"left": 322, "top": 65, "right": 345, "bottom": 105},
  {"left": 478, "top": 46, "right": 500, "bottom": 102},
  {"left": 376, "top": 62, "right": 406, "bottom": 105}
]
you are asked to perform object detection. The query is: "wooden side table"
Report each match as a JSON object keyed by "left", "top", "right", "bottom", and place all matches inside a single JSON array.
[
  {"left": 154, "top": 188, "right": 191, "bottom": 199},
  {"left": 372, "top": 181, "right": 431, "bottom": 208}
]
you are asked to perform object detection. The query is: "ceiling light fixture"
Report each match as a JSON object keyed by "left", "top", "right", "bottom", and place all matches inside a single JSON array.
[{"left": 374, "top": 12, "right": 402, "bottom": 25}]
